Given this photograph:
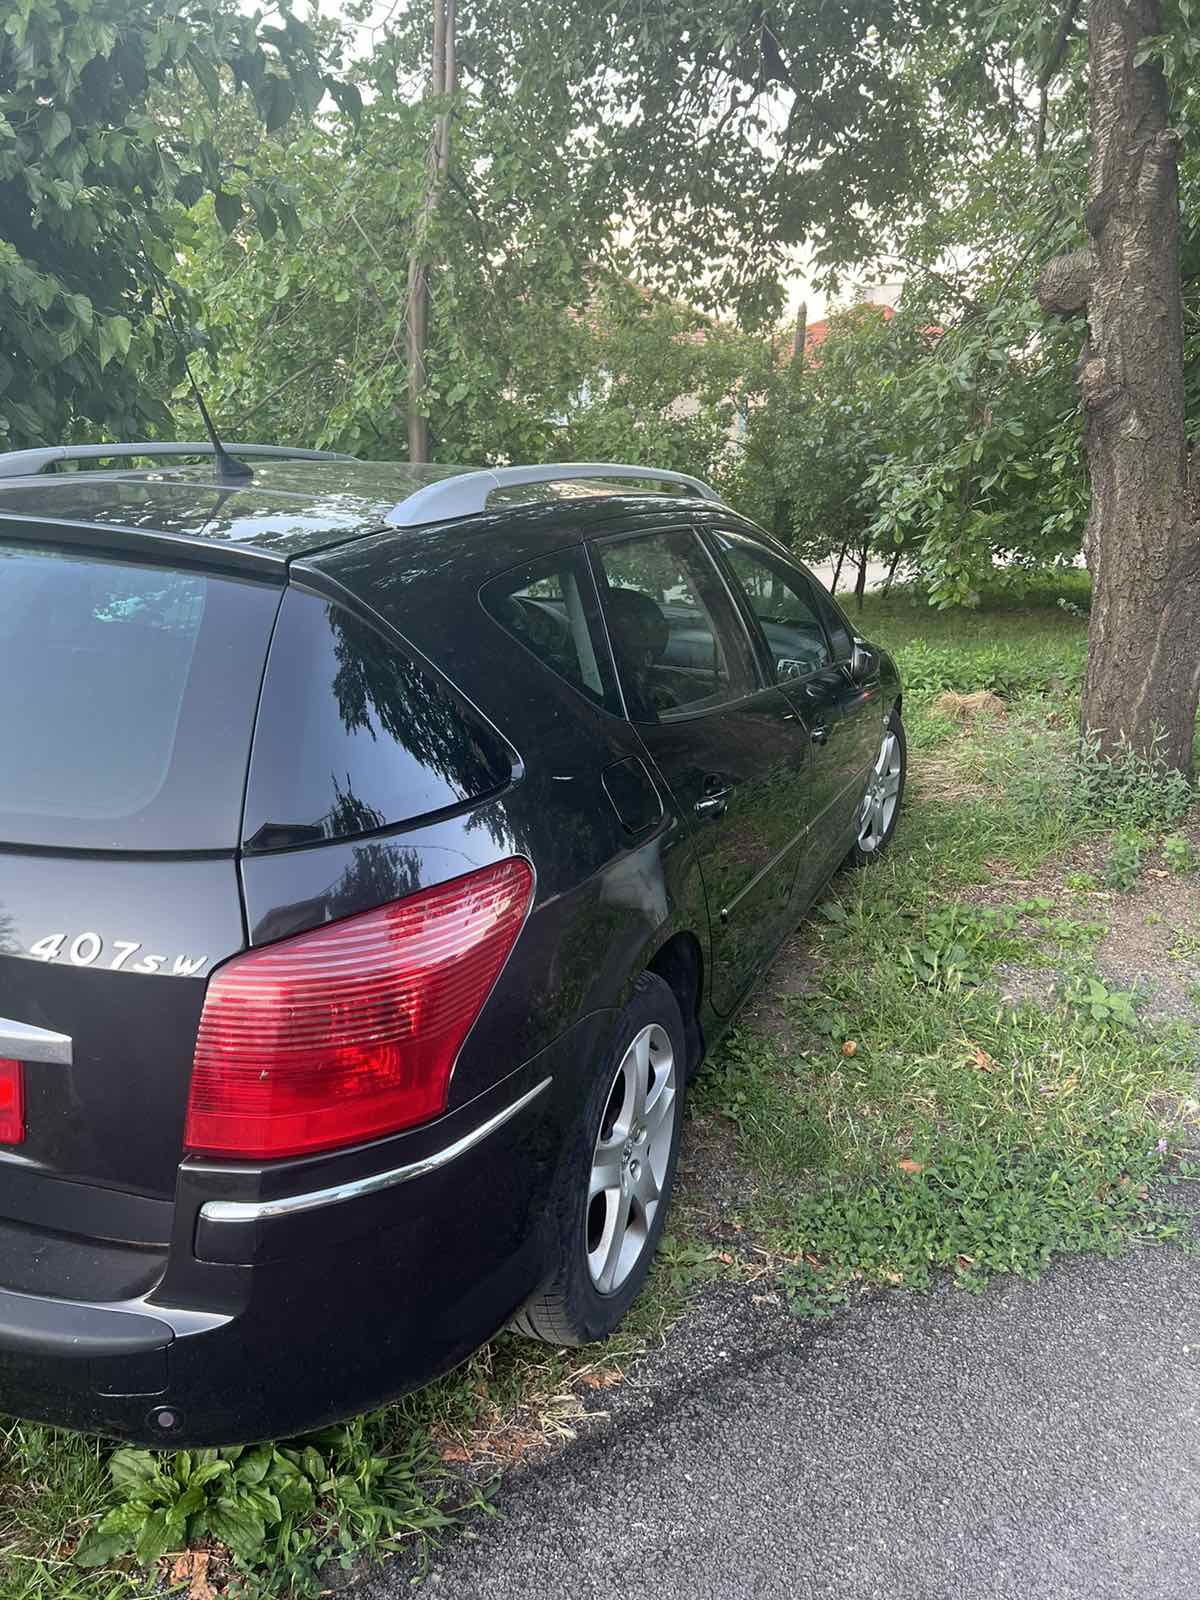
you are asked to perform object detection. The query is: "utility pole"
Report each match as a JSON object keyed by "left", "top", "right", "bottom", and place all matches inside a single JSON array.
[
  {"left": 406, "top": 0, "right": 456, "bottom": 463},
  {"left": 791, "top": 300, "right": 807, "bottom": 363}
]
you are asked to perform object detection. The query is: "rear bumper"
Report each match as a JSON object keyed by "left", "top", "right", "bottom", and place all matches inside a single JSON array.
[{"left": 0, "top": 1015, "right": 609, "bottom": 1445}]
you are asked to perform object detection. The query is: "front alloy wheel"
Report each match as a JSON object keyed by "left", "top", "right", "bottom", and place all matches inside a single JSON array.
[{"left": 847, "top": 708, "right": 906, "bottom": 866}]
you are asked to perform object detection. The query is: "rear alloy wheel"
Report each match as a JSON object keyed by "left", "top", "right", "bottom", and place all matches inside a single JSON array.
[
  {"left": 846, "top": 708, "right": 906, "bottom": 867},
  {"left": 586, "top": 1021, "right": 676, "bottom": 1294},
  {"left": 513, "top": 973, "right": 685, "bottom": 1346}
]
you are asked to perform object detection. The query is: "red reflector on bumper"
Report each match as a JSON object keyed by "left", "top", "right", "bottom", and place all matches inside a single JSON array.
[
  {"left": 0, "top": 1059, "right": 25, "bottom": 1144},
  {"left": 184, "top": 858, "right": 534, "bottom": 1160}
]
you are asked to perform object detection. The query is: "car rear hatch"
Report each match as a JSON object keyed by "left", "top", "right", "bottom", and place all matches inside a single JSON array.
[{"left": 0, "top": 532, "right": 281, "bottom": 1297}]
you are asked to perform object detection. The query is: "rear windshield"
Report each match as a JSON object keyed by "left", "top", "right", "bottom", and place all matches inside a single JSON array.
[
  {"left": 241, "top": 588, "right": 513, "bottom": 851},
  {"left": 0, "top": 541, "right": 280, "bottom": 851}
]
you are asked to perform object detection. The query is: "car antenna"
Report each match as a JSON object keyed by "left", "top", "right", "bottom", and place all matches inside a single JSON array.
[{"left": 141, "top": 233, "right": 252, "bottom": 484}]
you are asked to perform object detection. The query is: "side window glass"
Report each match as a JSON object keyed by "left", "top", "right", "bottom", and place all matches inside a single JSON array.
[
  {"left": 713, "top": 532, "right": 834, "bottom": 681},
  {"left": 812, "top": 586, "right": 854, "bottom": 662},
  {"left": 243, "top": 590, "right": 512, "bottom": 851},
  {"left": 594, "top": 527, "right": 758, "bottom": 721},
  {"left": 481, "top": 548, "right": 620, "bottom": 715}
]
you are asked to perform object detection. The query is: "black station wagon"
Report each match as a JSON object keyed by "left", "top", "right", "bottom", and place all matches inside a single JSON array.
[{"left": 0, "top": 445, "right": 904, "bottom": 1445}]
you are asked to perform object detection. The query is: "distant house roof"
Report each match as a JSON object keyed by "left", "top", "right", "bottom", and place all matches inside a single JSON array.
[{"left": 804, "top": 302, "right": 895, "bottom": 352}]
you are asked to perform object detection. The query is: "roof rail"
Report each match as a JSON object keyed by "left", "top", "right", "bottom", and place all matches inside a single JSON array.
[
  {"left": 384, "top": 462, "right": 722, "bottom": 527},
  {"left": 0, "top": 442, "right": 356, "bottom": 480}
]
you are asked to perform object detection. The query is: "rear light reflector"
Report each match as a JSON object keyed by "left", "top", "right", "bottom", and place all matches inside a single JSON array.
[
  {"left": 0, "top": 1059, "right": 25, "bottom": 1145},
  {"left": 183, "top": 858, "right": 533, "bottom": 1160}
]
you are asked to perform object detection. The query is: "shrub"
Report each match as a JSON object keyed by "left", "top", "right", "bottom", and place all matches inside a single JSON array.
[
  {"left": 896, "top": 638, "right": 1086, "bottom": 698},
  {"left": 1071, "top": 733, "right": 1195, "bottom": 830}
]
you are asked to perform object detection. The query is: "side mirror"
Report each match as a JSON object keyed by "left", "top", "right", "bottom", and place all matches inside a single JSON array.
[{"left": 849, "top": 641, "right": 880, "bottom": 683}]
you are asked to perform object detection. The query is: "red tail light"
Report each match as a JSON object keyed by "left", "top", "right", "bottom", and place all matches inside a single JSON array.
[
  {"left": 0, "top": 1059, "right": 24, "bottom": 1145},
  {"left": 183, "top": 858, "right": 533, "bottom": 1160}
]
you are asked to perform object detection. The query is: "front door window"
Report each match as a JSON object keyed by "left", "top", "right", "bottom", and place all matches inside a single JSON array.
[{"left": 593, "top": 527, "right": 758, "bottom": 721}]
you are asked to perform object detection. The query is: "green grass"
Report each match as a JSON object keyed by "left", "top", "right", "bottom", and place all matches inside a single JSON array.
[
  {"left": 4, "top": 570, "right": 1199, "bottom": 1596},
  {"left": 852, "top": 571, "right": 1091, "bottom": 699},
  {"left": 693, "top": 575, "right": 1198, "bottom": 1316}
]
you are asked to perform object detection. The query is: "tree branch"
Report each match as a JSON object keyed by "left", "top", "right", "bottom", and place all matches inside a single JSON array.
[{"left": 1036, "top": 0, "right": 1083, "bottom": 159}]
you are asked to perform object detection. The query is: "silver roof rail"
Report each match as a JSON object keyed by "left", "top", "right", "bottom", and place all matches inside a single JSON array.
[
  {"left": 384, "top": 462, "right": 722, "bottom": 527},
  {"left": 0, "top": 442, "right": 356, "bottom": 479}
]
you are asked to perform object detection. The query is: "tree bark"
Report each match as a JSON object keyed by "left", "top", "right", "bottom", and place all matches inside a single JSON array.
[
  {"left": 1076, "top": 0, "right": 1200, "bottom": 775},
  {"left": 882, "top": 546, "right": 902, "bottom": 596},
  {"left": 407, "top": 0, "right": 456, "bottom": 464},
  {"left": 854, "top": 544, "right": 868, "bottom": 611},
  {"left": 830, "top": 539, "right": 849, "bottom": 594}
]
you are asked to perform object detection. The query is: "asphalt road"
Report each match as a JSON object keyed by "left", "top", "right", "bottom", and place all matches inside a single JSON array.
[{"left": 363, "top": 1223, "right": 1200, "bottom": 1600}]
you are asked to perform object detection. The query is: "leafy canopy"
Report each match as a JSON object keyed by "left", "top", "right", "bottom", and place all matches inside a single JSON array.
[{"left": 0, "top": 0, "right": 350, "bottom": 449}]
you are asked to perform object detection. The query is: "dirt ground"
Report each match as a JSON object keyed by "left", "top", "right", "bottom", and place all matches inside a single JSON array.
[{"left": 976, "top": 818, "right": 1200, "bottom": 1026}]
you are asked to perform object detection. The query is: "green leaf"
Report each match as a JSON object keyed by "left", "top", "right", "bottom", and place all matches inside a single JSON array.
[
  {"left": 43, "top": 109, "right": 71, "bottom": 153},
  {"left": 108, "top": 1447, "right": 163, "bottom": 1500},
  {"left": 97, "top": 314, "right": 133, "bottom": 371},
  {"left": 235, "top": 1445, "right": 275, "bottom": 1485},
  {"left": 174, "top": 1482, "right": 208, "bottom": 1518},
  {"left": 275, "top": 1474, "right": 316, "bottom": 1517},
  {"left": 191, "top": 52, "right": 221, "bottom": 109},
  {"left": 293, "top": 64, "right": 325, "bottom": 119},
  {"left": 214, "top": 191, "right": 244, "bottom": 233},
  {"left": 74, "top": 1502, "right": 146, "bottom": 1567},
  {"left": 134, "top": 1505, "right": 183, "bottom": 1568},
  {"left": 330, "top": 81, "right": 363, "bottom": 123},
  {"left": 206, "top": 1499, "right": 267, "bottom": 1559},
  {"left": 255, "top": 76, "right": 295, "bottom": 133},
  {"left": 176, "top": 172, "right": 205, "bottom": 208}
]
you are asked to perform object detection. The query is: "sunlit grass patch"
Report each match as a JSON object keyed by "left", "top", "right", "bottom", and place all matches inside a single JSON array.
[{"left": 694, "top": 688, "right": 1199, "bottom": 1320}]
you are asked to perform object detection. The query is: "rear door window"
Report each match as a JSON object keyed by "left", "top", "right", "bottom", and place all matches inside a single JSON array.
[
  {"left": 0, "top": 540, "right": 280, "bottom": 850},
  {"left": 242, "top": 588, "right": 513, "bottom": 851}
]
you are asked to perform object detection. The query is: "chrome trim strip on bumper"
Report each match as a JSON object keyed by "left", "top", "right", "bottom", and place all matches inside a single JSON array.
[
  {"left": 198, "top": 1076, "right": 554, "bottom": 1225},
  {"left": 0, "top": 1017, "right": 72, "bottom": 1065}
]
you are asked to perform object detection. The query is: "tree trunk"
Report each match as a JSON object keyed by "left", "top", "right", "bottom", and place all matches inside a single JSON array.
[
  {"left": 407, "top": 0, "right": 456, "bottom": 464},
  {"left": 882, "top": 547, "right": 902, "bottom": 596},
  {"left": 1076, "top": 0, "right": 1200, "bottom": 774},
  {"left": 830, "top": 539, "right": 849, "bottom": 594},
  {"left": 853, "top": 544, "right": 869, "bottom": 611}
]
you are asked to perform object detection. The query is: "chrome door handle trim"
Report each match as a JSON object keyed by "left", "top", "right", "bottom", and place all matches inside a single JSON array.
[
  {"left": 0, "top": 1018, "right": 72, "bottom": 1065},
  {"left": 694, "top": 791, "right": 731, "bottom": 817}
]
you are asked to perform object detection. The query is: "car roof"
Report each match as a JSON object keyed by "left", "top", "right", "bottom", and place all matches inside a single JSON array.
[{"left": 0, "top": 458, "right": 716, "bottom": 573}]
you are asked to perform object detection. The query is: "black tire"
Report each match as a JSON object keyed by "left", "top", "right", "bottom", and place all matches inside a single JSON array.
[
  {"left": 844, "top": 706, "right": 907, "bottom": 868},
  {"left": 513, "top": 972, "right": 686, "bottom": 1347}
]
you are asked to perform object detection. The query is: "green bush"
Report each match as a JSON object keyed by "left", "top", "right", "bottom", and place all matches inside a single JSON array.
[
  {"left": 73, "top": 1423, "right": 453, "bottom": 1597},
  {"left": 895, "top": 637, "right": 1086, "bottom": 697},
  {"left": 1071, "top": 734, "right": 1195, "bottom": 830}
]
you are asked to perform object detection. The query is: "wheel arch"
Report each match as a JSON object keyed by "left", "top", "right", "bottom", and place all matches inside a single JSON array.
[{"left": 644, "top": 928, "right": 706, "bottom": 1078}]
